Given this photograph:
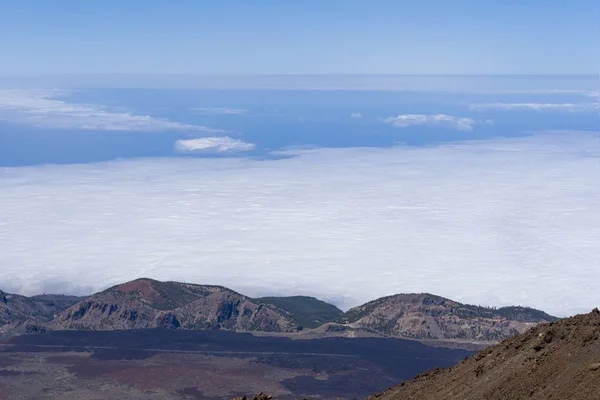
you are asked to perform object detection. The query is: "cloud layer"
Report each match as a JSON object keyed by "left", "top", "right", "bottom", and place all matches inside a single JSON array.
[
  {"left": 0, "top": 132, "right": 599, "bottom": 316},
  {"left": 175, "top": 137, "right": 256, "bottom": 153},
  {"left": 193, "top": 107, "right": 249, "bottom": 115},
  {"left": 0, "top": 89, "right": 223, "bottom": 132},
  {"left": 470, "top": 102, "right": 600, "bottom": 112},
  {"left": 380, "top": 114, "right": 490, "bottom": 131}
]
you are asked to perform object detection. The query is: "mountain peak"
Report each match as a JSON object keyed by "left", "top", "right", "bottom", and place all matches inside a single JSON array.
[
  {"left": 111, "top": 278, "right": 160, "bottom": 301},
  {"left": 52, "top": 279, "right": 298, "bottom": 332},
  {"left": 103, "top": 279, "right": 237, "bottom": 311}
]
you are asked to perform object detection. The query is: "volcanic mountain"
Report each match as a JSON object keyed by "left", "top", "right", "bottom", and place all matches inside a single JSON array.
[
  {"left": 336, "top": 293, "right": 557, "bottom": 343},
  {"left": 49, "top": 278, "right": 300, "bottom": 332},
  {"left": 370, "top": 309, "right": 600, "bottom": 400}
]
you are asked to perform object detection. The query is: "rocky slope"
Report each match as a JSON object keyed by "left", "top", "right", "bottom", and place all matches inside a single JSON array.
[
  {"left": 337, "top": 293, "right": 557, "bottom": 342},
  {"left": 0, "top": 290, "right": 81, "bottom": 327},
  {"left": 50, "top": 278, "right": 299, "bottom": 332},
  {"left": 371, "top": 309, "right": 600, "bottom": 400}
]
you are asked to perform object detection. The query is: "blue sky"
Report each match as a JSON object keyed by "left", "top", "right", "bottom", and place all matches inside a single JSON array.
[
  {"left": 1, "top": 0, "right": 599, "bottom": 75},
  {"left": 0, "top": 1, "right": 599, "bottom": 316},
  {"left": 0, "top": 84, "right": 598, "bottom": 166}
]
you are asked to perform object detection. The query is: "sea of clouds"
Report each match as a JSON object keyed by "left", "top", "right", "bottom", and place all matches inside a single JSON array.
[{"left": 1, "top": 131, "right": 599, "bottom": 317}]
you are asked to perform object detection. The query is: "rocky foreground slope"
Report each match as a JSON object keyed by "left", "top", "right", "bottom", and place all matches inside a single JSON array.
[
  {"left": 370, "top": 309, "right": 600, "bottom": 400},
  {"left": 2, "top": 278, "right": 556, "bottom": 344}
]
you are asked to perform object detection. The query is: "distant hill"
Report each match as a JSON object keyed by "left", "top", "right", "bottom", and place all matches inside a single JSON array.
[
  {"left": 336, "top": 293, "right": 557, "bottom": 342},
  {"left": 1, "top": 279, "right": 556, "bottom": 345},
  {"left": 371, "top": 309, "right": 600, "bottom": 400},
  {"left": 0, "top": 290, "right": 81, "bottom": 328},
  {"left": 30, "top": 294, "right": 85, "bottom": 310},
  {"left": 255, "top": 295, "right": 343, "bottom": 329}
]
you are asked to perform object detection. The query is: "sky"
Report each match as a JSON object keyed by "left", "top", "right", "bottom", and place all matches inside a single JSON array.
[
  {"left": 0, "top": 0, "right": 599, "bottom": 75},
  {"left": 0, "top": 2, "right": 599, "bottom": 317}
]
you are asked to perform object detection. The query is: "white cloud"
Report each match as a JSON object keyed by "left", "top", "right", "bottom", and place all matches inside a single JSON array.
[
  {"left": 586, "top": 91, "right": 599, "bottom": 98},
  {"left": 350, "top": 112, "right": 363, "bottom": 119},
  {"left": 0, "top": 132, "right": 599, "bottom": 317},
  {"left": 193, "top": 107, "right": 249, "bottom": 115},
  {"left": 175, "top": 137, "right": 255, "bottom": 153},
  {"left": 0, "top": 89, "right": 223, "bottom": 132},
  {"left": 470, "top": 102, "right": 600, "bottom": 112},
  {"left": 380, "top": 114, "right": 490, "bottom": 131}
]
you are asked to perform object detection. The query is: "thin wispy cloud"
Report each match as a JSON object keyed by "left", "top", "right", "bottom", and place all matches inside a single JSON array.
[
  {"left": 350, "top": 112, "right": 363, "bottom": 118},
  {"left": 586, "top": 91, "right": 600, "bottom": 98},
  {"left": 470, "top": 102, "right": 600, "bottom": 112},
  {"left": 193, "top": 107, "right": 249, "bottom": 115},
  {"left": 380, "top": 114, "right": 491, "bottom": 131},
  {"left": 0, "top": 89, "right": 224, "bottom": 132},
  {"left": 0, "top": 132, "right": 598, "bottom": 317},
  {"left": 175, "top": 137, "right": 255, "bottom": 153}
]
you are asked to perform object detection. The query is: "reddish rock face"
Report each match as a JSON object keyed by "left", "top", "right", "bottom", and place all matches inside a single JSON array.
[{"left": 113, "top": 279, "right": 158, "bottom": 302}]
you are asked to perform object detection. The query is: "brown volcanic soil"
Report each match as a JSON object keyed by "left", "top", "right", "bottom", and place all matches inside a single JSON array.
[{"left": 372, "top": 310, "right": 600, "bottom": 400}]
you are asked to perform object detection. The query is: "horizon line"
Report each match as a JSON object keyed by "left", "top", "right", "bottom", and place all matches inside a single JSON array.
[{"left": 1, "top": 73, "right": 598, "bottom": 78}]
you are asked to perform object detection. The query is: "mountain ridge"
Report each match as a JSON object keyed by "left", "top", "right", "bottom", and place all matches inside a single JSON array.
[{"left": 1, "top": 278, "right": 556, "bottom": 345}]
